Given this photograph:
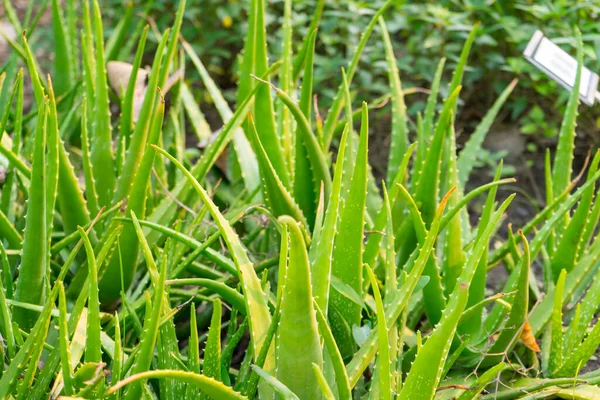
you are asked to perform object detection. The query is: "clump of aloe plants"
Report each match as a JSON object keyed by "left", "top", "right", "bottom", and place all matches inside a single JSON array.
[{"left": 1, "top": 0, "right": 600, "bottom": 398}]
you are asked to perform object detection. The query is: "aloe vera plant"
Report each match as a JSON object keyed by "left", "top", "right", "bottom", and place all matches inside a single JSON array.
[{"left": 1, "top": 1, "right": 600, "bottom": 399}]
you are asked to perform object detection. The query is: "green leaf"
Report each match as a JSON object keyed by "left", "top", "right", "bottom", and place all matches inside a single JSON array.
[
  {"left": 252, "top": 366, "right": 299, "bottom": 400},
  {"left": 78, "top": 227, "right": 102, "bottom": 364},
  {"left": 246, "top": 114, "right": 308, "bottom": 228},
  {"left": 548, "top": 269, "right": 567, "bottom": 376},
  {"left": 346, "top": 188, "right": 453, "bottom": 387},
  {"left": 238, "top": 0, "right": 288, "bottom": 187},
  {"left": 330, "top": 103, "right": 369, "bottom": 348},
  {"left": 123, "top": 250, "right": 167, "bottom": 400},
  {"left": 181, "top": 37, "right": 259, "bottom": 195},
  {"left": 551, "top": 149, "right": 600, "bottom": 280},
  {"left": 321, "top": 0, "right": 395, "bottom": 151},
  {"left": 314, "top": 302, "right": 351, "bottom": 400},
  {"left": 480, "top": 232, "right": 530, "bottom": 367},
  {"left": 203, "top": 299, "right": 223, "bottom": 384},
  {"left": 107, "top": 370, "right": 246, "bottom": 400},
  {"left": 152, "top": 145, "right": 275, "bottom": 381},
  {"left": 277, "top": 217, "right": 323, "bottom": 399},
  {"left": 365, "top": 264, "right": 391, "bottom": 400},
  {"left": 90, "top": 0, "right": 116, "bottom": 208},
  {"left": 14, "top": 102, "right": 48, "bottom": 330},
  {"left": 379, "top": 17, "right": 408, "bottom": 186},
  {"left": 552, "top": 29, "right": 583, "bottom": 203}
]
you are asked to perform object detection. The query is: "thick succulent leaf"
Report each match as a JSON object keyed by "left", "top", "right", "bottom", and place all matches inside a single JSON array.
[
  {"left": 321, "top": 0, "right": 394, "bottom": 151},
  {"left": 379, "top": 17, "right": 408, "bottom": 186},
  {"left": 246, "top": 115, "right": 308, "bottom": 228},
  {"left": 203, "top": 299, "right": 223, "bottom": 384},
  {"left": 277, "top": 217, "right": 323, "bottom": 399},
  {"left": 89, "top": 0, "right": 116, "bottom": 207},
  {"left": 346, "top": 188, "right": 453, "bottom": 386},
  {"left": 551, "top": 150, "right": 600, "bottom": 280},
  {"left": 330, "top": 103, "right": 369, "bottom": 348},
  {"left": 238, "top": 0, "right": 289, "bottom": 187},
  {"left": 13, "top": 102, "right": 48, "bottom": 330},
  {"left": 480, "top": 232, "right": 530, "bottom": 367},
  {"left": 107, "top": 370, "right": 246, "bottom": 400},
  {"left": 552, "top": 29, "right": 583, "bottom": 203},
  {"left": 152, "top": 146, "right": 275, "bottom": 379},
  {"left": 181, "top": 38, "right": 260, "bottom": 196}
]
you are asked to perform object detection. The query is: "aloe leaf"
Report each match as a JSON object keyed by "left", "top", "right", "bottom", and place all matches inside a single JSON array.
[
  {"left": 0, "top": 284, "right": 59, "bottom": 397},
  {"left": 398, "top": 89, "right": 461, "bottom": 324},
  {"left": 442, "top": 123, "right": 467, "bottom": 295},
  {"left": 330, "top": 103, "right": 369, "bottom": 349},
  {"left": 252, "top": 366, "right": 299, "bottom": 400},
  {"left": 118, "top": 25, "right": 149, "bottom": 152},
  {"left": 0, "top": 241, "right": 14, "bottom": 358},
  {"left": 275, "top": 218, "right": 323, "bottom": 398},
  {"left": 399, "top": 279, "right": 469, "bottom": 400},
  {"left": 481, "top": 232, "right": 530, "bottom": 367},
  {"left": 400, "top": 195, "right": 513, "bottom": 399},
  {"left": 277, "top": 0, "right": 294, "bottom": 174},
  {"left": 447, "top": 23, "right": 479, "bottom": 110},
  {"left": 13, "top": 102, "right": 48, "bottom": 330},
  {"left": 321, "top": 0, "right": 394, "bottom": 150},
  {"left": 181, "top": 82, "right": 211, "bottom": 143},
  {"left": 168, "top": 279, "right": 246, "bottom": 314},
  {"left": 414, "top": 86, "right": 461, "bottom": 226},
  {"left": 57, "top": 282, "right": 74, "bottom": 396},
  {"left": 109, "top": 312, "right": 122, "bottom": 400},
  {"left": 80, "top": 98, "right": 100, "bottom": 218},
  {"left": 145, "top": 64, "right": 276, "bottom": 246},
  {"left": 152, "top": 145, "right": 275, "bottom": 381},
  {"left": 551, "top": 150, "right": 600, "bottom": 280},
  {"left": 254, "top": 76, "right": 332, "bottom": 216},
  {"left": 565, "top": 267, "right": 600, "bottom": 353},
  {"left": 186, "top": 307, "right": 201, "bottom": 398},
  {"left": 292, "top": 0, "right": 324, "bottom": 79},
  {"left": 555, "top": 320, "right": 600, "bottom": 378},
  {"left": 346, "top": 188, "right": 454, "bottom": 387},
  {"left": 310, "top": 121, "right": 349, "bottom": 312},
  {"left": 238, "top": 0, "right": 288, "bottom": 187},
  {"left": 313, "top": 363, "right": 335, "bottom": 400},
  {"left": 100, "top": 94, "right": 165, "bottom": 301},
  {"left": 0, "top": 69, "right": 23, "bottom": 223},
  {"left": 123, "top": 251, "right": 167, "bottom": 400},
  {"left": 460, "top": 162, "right": 505, "bottom": 336},
  {"left": 105, "top": 2, "right": 134, "bottom": 62},
  {"left": 548, "top": 269, "right": 567, "bottom": 376},
  {"left": 90, "top": 0, "right": 116, "bottom": 208},
  {"left": 415, "top": 58, "right": 445, "bottom": 172},
  {"left": 181, "top": 37, "right": 260, "bottom": 195},
  {"left": 78, "top": 227, "right": 102, "bottom": 366},
  {"left": 50, "top": 0, "right": 74, "bottom": 97},
  {"left": 246, "top": 114, "right": 308, "bottom": 228},
  {"left": 314, "top": 302, "right": 351, "bottom": 400},
  {"left": 293, "top": 29, "right": 319, "bottom": 226},
  {"left": 552, "top": 29, "right": 583, "bottom": 204},
  {"left": 363, "top": 142, "right": 417, "bottom": 269},
  {"left": 379, "top": 17, "right": 408, "bottom": 186},
  {"left": 203, "top": 299, "right": 223, "bottom": 384},
  {"left": 365, "top": 264, "right": 391, "bottom": 400},
  {"left": 113, "top": 30, "right": 169, "bottom": 205},
  {"left": 108, "top": 370, "right": 246, "bottom": 400},
  {"left": 457, "top": 79, "right": 517, "bottom": 186},
  {"left": 456, "top": 362, "right": 507, "bottom": 400}
]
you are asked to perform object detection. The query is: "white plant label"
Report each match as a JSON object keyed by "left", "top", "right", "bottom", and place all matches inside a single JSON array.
[{"left": 524, "top": 30, "right": 599, "bottom": 106}]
